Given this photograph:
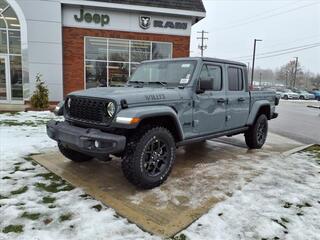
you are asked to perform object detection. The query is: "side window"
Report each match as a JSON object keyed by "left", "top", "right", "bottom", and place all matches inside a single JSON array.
[
  {"left": 200, "top": 65, "right": 209, "bottom": 80},
  {"left": 207, "top": 65, "right": 222, "bottom": 91},
  {"left": 228, "top": 67, "right": 243, "bottom": 91},
  {"left": 199, "top": 65, "right": 213, "bottom": 91}
]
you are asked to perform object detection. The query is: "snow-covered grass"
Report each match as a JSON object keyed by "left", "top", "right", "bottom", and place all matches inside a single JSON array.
[
  {"left": 1, "top": 111, "right": 319, "bottom": 240},
  {"left": 0, "top": 112, "right": 158, "bottom": 240}
]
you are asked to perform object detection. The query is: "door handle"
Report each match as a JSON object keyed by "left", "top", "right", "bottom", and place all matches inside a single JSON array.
[
  {"left": 217, "top": 98, "right": 226, "bottom": 104},
  {"left": 238, "top": 97, "right": 245, "bottom": 102}
]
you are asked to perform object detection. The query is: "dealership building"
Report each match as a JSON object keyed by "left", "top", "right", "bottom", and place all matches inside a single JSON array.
[{"left": 0, "top": 0, "right": 205, "bottom": 104}]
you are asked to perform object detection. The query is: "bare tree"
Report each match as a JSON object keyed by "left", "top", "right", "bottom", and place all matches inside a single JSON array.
[
  {"left": 276, "top": 60, "right": 304, "bottom": 88},
  {"left": 310, "top": 74, "right": 320, "bottom": 89}
]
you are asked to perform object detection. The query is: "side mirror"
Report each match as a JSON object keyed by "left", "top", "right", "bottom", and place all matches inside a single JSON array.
[{"left": 197, "top": 77, "right": 213, "bottom": 94}]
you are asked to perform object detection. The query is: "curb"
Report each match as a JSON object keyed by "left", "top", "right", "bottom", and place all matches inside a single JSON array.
[
  {"left": 281, "top": 144, "right": 315, "bottom": 157},
  {"left": 307, "top": 105, "right": 320, "bottom": 109}
]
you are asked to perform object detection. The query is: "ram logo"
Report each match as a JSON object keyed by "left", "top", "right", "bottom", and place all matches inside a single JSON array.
[{"left": 139, "top": 16, "right": 151, "bottom": 29}]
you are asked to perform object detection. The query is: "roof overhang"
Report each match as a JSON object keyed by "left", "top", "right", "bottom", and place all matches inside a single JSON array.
[{"left": 61, "top": 0, "right": 206, "bottom": 24}]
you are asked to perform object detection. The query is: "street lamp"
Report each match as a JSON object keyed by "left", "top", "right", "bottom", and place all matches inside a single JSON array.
[
  {"left": 293, "top": 57, "right": 299, "bottom": 88},
  {"left": 251, "top": 39, "right": 262, "bottom": 87}
]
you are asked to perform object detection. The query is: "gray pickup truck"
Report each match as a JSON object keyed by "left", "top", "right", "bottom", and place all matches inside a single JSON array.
[{"left": 47, "top": 57, "right": 278, "bottom": 189}]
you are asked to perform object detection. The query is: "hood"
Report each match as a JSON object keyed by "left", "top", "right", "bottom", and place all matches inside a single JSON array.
[{"left": 69, "top": 86, "right": 186, "bottom": 106}]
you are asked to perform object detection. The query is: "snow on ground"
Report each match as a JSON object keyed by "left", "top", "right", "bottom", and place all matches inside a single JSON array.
[
  {"left": 182, "top": 150, "right": 320, "bottom": 240},
  {"left": 285, "top": 99, "right": 319, "bottom": 104},
  {"left": 0, "top": 111, "right": 319, "bottom": 240},
  {"left": 0, "top": 112, "right": 158, "bottom": 240}
]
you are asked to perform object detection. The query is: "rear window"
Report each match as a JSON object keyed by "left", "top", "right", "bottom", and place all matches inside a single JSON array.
[{"left": 228, "top": 67, "right": 243, "bottom": 91}]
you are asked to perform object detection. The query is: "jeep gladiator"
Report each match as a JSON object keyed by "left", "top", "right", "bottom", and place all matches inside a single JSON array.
[{"left": 47, "top": 57, "right": 279, "bottom": 189}]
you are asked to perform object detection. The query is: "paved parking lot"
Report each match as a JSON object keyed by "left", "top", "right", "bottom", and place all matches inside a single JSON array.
[{"left": 270, "top": 100, "right": 320, "bottom": 144}]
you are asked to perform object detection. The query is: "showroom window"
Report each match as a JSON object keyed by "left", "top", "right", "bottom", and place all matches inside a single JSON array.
[
  {"left": 0, "top": 0, "right": 22, "bottom": 101},
  {"left": 85, "top": 37, "right": 172, "bottom": 88}
]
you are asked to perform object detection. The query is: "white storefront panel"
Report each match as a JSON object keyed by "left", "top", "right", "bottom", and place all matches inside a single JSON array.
[
  {"left": 62, "top": 5, "right": 192, "bottom": 36},
  {"left": 15, "top": 0, "right": 63, "bottom": 102}
]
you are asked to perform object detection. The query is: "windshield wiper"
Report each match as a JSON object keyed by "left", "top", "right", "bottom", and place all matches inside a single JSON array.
[{"left": 149, "top": 81, "right": 168, "bottom": 87}]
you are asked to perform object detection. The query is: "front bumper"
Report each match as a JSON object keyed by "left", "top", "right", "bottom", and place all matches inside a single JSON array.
[{"left": 47, "top": 120, "right": 126, "bottom": 157}]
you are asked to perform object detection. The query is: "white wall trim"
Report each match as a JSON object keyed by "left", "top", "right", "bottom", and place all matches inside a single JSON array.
[{"left": 60, "top": 0, "right": 206, "bottom": 20}]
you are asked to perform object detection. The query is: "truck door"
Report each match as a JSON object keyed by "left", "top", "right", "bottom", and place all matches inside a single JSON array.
[
  {"left": 193, "top": 63, "right": 226, "bottom": 135},
  {"left": 225, "top": 65, "right": 250, "bottom": 130}
]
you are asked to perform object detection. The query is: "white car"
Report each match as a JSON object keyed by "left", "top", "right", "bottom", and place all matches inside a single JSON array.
[
  {"left": 278, "top": 89, "right": 299, "bottom": 100},
  {"left": 294, "top": 90, "right": 316, "bottom": 100}
]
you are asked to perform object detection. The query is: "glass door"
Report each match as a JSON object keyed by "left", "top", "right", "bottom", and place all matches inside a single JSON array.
[{"left": 0, "top": 56, "right": 7, "bottom": 101}]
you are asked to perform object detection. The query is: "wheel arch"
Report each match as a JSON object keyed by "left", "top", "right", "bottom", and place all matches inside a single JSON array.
[
  {"left": 247, "top": 101, "right": 271, "bottom": 125},
  {"left": 115, "top": 105, "right": 184, "bottom": 142}
]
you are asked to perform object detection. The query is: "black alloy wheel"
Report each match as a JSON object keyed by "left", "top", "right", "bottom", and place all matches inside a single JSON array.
[
  {"left": 121, "top": 126, "right": 176, "bottom": 189},
  {"left": 245, "top": 114, "right": 268, "bottom": 149},
  {"left": 256, "top": 118, "right": 268, "bottom": 146},
  {"left": 143, "top": 137, "right": 170, "bottom": 177}
]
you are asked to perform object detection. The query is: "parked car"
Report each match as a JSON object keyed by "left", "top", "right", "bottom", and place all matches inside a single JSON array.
[
  {"left": 47, "top": 57, "right": 279, "bottom": 189},
  {"left": 311, "top": 90, "right": 320, "bottom": 101},
  {"left": 278, "top": 89, "right": 299, "bottom": 100},
  {"left": 294, "top": 90, "right": 315, "bottom": 100}
]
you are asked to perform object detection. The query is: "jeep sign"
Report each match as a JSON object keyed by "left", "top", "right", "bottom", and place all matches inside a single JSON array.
[
  {"left": 63, "top": 6, "right": 191, "bottom": 36},
  {"left": 74, "top": 9, "right": 110, "bottom": 26}
]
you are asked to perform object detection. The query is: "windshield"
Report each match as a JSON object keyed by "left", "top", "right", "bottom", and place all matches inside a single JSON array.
[{"left": 129, "top": 60, "right": 197, "bottom": 86}]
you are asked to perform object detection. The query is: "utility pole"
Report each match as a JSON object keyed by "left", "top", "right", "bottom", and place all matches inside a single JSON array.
[
  {"left": 285, "top": 71, "right": 288, "bottom": 88},
  {"left": 197, "top": 30, "right": 208, "bottom": 57},
  {"left": 293, "top": 57, "right": 299, "bottom": 88},
  {"left": 251, "top": 39, "right": 262, "bottom": 87}
]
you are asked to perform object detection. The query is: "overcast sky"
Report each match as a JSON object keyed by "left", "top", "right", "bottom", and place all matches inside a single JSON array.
[{"left": 190, "top": 0, "right": 320, "bottom": 74}]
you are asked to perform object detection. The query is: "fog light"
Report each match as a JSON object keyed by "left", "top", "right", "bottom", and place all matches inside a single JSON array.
[{"left": 94, "top": 140, "right": 100, "bottom": 148}]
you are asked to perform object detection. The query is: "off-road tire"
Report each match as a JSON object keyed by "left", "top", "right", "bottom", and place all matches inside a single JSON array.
[
  {"left": 121, "top": 126, "right": 176, "bottom": 189},
  {"left": 245, "top": 114, "right": 268, "bottom": 149},
  {"left": 58, "top": 143, "right": 93, "bottom": 162}
]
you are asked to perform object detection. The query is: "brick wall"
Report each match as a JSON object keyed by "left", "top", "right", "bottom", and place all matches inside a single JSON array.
[{"left": 63, "top": 27, "right": 191, "bottom": 96}]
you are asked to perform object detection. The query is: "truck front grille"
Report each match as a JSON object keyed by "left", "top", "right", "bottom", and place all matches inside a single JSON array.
[{"left": 66, "top": 97, "right": 108, "bottom": 124}]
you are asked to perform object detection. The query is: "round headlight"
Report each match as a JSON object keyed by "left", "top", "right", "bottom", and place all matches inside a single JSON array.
[
  {"left": 67, "top": 98, "right": 72, "bottom": 108},
  {"left": 106, "top": 102, "right": 116, "bottom": 117}
]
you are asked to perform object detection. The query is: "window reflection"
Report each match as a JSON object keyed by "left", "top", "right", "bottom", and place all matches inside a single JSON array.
[
  {"left": 0, "top": 0, "right": 22, "bottom": 101},
  {"left": 85, "top": 38, "right": 107, "bottom": 60},
  {"left": 0, "top": 57, "right": 6, "bottom": 100},
  {"left": 85, "top": 38, "right": 173, "bottom": 89},
  {"left": 10, "top": 55, "right": 22, "bottom": 100},
  {"left": 9, "top": 30, "right": 20, "bottom": 54},
  {"left": 131, "top": 41, "right": 151, "bottom": 62},
  {"left": 2, "top": 6, "right": 20, "bottom": 29},
  {"left": 86, "top": 61, "right": 107, "bottom": 88},
  {"left": 0, "top": 30, "right": 6, "bottom": 53},
  {"left": 108, "top": 39, "right": 129, "bottom": 62},
  {"left": 152, "top": 42, "right": 172, "bottom": 60},
  {"left": 109, "top": 62, "right": 129, "bottom": 87}
]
